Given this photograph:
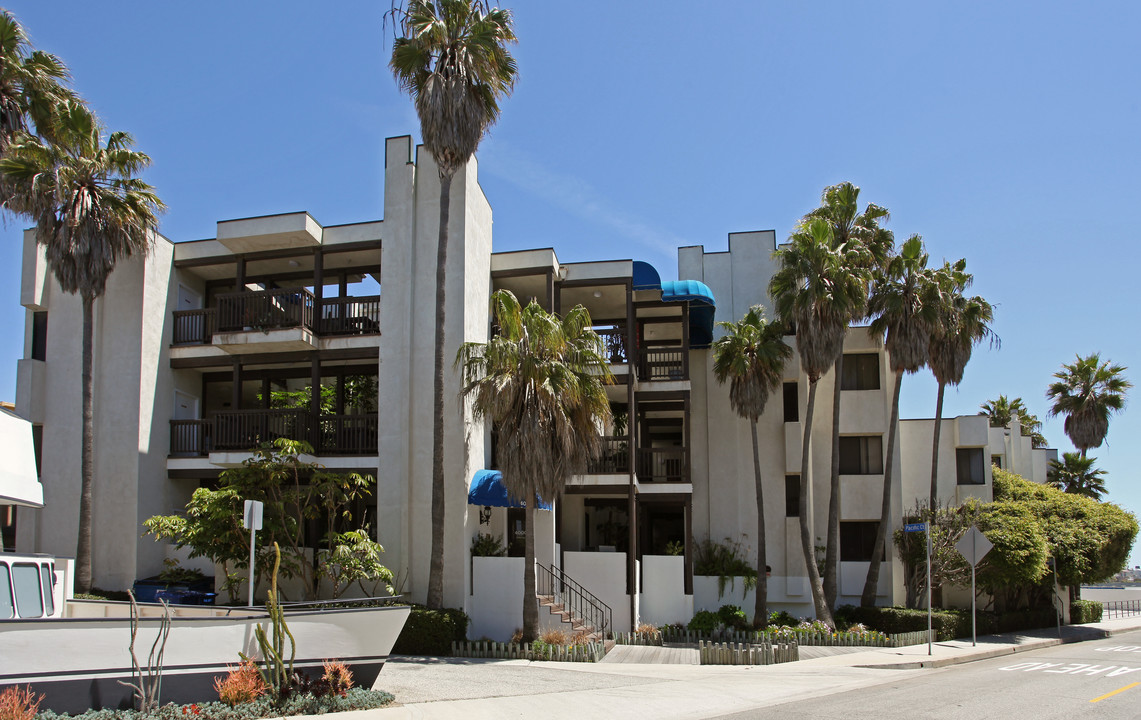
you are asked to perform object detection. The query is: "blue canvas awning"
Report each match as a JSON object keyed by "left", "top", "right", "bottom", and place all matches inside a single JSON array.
[
  {"left": 468, "top": 469, "right": 552, "bottom": 510},
  {"left": 630, "top": 263, "right": 717, "bottom": 349}
]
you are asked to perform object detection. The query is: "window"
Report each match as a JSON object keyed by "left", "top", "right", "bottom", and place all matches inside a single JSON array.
[
  {"left": 841, "top": 354, "right": 879, "bottom": 391},
  {"left": 31, "top": 425, "right": 42, "bottom": 478},
  {"left": 991, "top": 454, "right": 1003, "bottom": 470},
  {"left": 840, "top": 521, "right": 884, "bottom": 562},
  {"left": 39, "top": 565, "right": 54, "bottom": 616},
  {"left": 839, "top": 436, "right": 884, "bottom": 475},
  {"left": 957, "top": 448, "right": 986, "bottom": 485},
  {"left": 783, "top": 383, "right": 799, "bottom": 422},
  {"left": 785, "top": 475, "right": 800, "bottom": 517},
  {"left": 0, "top": 565, "right": 12, "bottom": 619},
  {"left": 31, "top": 311, "right": 47, "bottom": 361},
  {"left": 12, "top": 563, "right": 42, "bottom": 618}
]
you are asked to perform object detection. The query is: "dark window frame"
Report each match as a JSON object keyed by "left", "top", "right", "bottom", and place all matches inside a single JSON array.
[
  {"left": 840, "top": 521, "right": 885, "bottom": 562},
  {"left": 840, "top": 353, "right": 880, "bottom": 391},
  {"left": 839, "top": 435, "right": 884, "bottom": 475},
  {"left": 957, "top": 447, "right": 986, "bottom": 485},
  {"left": 31, "top": 311, "right": 47, "bottom": 362},
  {"left": 785, "top": 474, "right": 800, "bottom": 518},
  {"left": 783, "top": 382, "right": 799, "bottom": 423}
]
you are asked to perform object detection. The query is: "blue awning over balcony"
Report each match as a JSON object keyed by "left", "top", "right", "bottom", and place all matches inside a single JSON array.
[
  {"left": 631, "top": 262, "right": 717, "bottom": 349},
  {"left": 468, "top": 469, "right": 552, "bottom": 510}
]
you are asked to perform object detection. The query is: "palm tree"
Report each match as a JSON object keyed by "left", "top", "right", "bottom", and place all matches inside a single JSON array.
[
  {"left": 390, "top": 0, "right": 518, "bottom": 609},
  {"left": 1047, "top": 452, "right": 1108, "bottom": 500},
  {"left": 979, "top": 395, "right": 1047, "bottom": 448},
  {"left": 458, "top": 290, "right": 611, "bottom": 641},
  {"left": 1046, "top": 353, "right": 1131, "bottom": 458},
  {"left": 861, "top": 235, "right": 936, "bottom": 607},
  {"left": 0, "top": 101, "right": 164, "bottom": 593},
  {"left": 802, "top": 182, "right": 893, "bottom": 610},
  {"left": 0, "top": 9, "right": 73, "bottom": 152},
  {"left": 926, "top": 260, "right": 996, "bottom": 509},
  {"left": 769, "top": 217, "right": 870, "bottom": 626},
  {"left": 712, "top": 306, "right": 793, "bottom": 627}
]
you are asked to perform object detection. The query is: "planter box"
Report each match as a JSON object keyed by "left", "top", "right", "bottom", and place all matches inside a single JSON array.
[
  {"left": 693, "top": 575, "right": 756, "bottom": 615},
  {"left": 132, "top": 575, "right": 214, "bottom": 604}
]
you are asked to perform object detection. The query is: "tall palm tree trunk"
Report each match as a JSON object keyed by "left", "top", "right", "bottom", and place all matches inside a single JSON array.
[
  {"left": 799, "top": 381, "right": 834, "bottom": 626},
  {"left": 750, "top": 419, "right": 768, "bottom": 627},
  {"left": 426, "top": 172, "right": 453, "bottom": 609},
  {"left": 823, "top": 355, "right": 842, "bottom": 610},
  {"left": 929, "top": 381, "right": 946, "bottom": 510},
  {"left": 862, "top": 371, "right": 902, "bottom": 607},
  {"left": 75, "top": 294, "right": 95, "bottom": 594},
  {"left": 522, "top": 495, "right": 539, "bottom": 642}
]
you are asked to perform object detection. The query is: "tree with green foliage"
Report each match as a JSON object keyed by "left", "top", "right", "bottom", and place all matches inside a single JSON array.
[
  {"left": 979, "top": 395, "right": 1047, "bottom": 448},
  {"left": 1047, "top": 452, "right": 1108, "bottom": 500},
  {"left": 993, "top": 466, "right": 1136, "bottom": 601},
  {"left": 712, "top": 306, "right": 793, "bottom": 626},
  {"left": 862, "top": 235, "right": 937, "bottom": 607},
  {"left": 770, "top": 217, "right": 871, "bottom": 626},
  {"left": 926, "top": 260, "right": 996, "bottom": 509},
  {"left": 1046, "top": 353, "right": 1131, "bottom": 458},
  {"left": 390, "top": 0, "right": 518, "bottom": 610},
  {"left": 0, "top": 9, "right": 74, "bottom": 157},
  {"left": 800, "top": 182, "right": 893, "bottom": 611},
  {"left": 1, "top": 101, "right": 164, "bottom": 593},
  {"left": 145, "top": 439, "right": 390, "bottom": 602},
  {"left": 458, "top": 290, "right": 611, "bottom": 641}
]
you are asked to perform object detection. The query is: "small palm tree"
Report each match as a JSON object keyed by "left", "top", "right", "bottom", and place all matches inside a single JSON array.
[
  {"left": 1046, "top": 353, "right": 1131, "bottom": 458},
  {"left": 979, "top": 395, "right": 1047, "bottom": 448},
  {"left": 926, "top": 260, "right": 996, "bottom": 509},
  {"left": 458, "top": 290, "right": 611, "bottom": 641},
  {"left": 1047, "top": 452, "right": 1108, "bottom": 500},
  {"left": 390, "top": 0, "right": 518, "bottom": 609},
  {"left": 861, "top": 235, "right": 936, "bottom": 607},
  {"left": 712, "top": 306, "right": 793, "bottom": 627},
  {"left": 0, "top": 101, "right": 164, "bottom": 593},
  {"left": 802, "top": 181, "right": 893, "bottom": 610},
  {"left": 769, "top": 217, "right": 871, "bottom": 626}
]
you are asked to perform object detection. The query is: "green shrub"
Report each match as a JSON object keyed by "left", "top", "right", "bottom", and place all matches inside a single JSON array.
[
  {"left": 1070, "top": 599, "right": 1103, "bottom": 624},
  {"left": 717, "top": 604, "right": 749, "bottom": 630},
  {"left": 34, "top": 688, "right": 395, "bottom": 720},
  {"left": 391, "top": 605, "right": 470, "bottom": 656},
  {"left": 688, "top": 610, "right": 720, "bottom": 634},
  {"left": 694, "top": 537, "right": 758, "bottom": 598},
  {"left": 843, "top": 605, "right": 968, "bottom": 641},
  {"left": 470, "top": 533, "right": 506, "bottom": 557},
  {"left": 767, "top": 610, "right": 798, "bottom": 628}
]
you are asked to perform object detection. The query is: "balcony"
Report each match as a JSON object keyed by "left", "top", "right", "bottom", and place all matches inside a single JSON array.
[
  {"left": 593, "top": 325, "right": 629, "bottom": 365},
  {"left": 172, "top": 288, "right": 379, "bottom": 346},
  {"left": 637, "top": 447, "right": 688, "bottom": 483},
  {"left": 637, "top": 347, "right": 688, "bottom": 382},
  {"left": 170, "top": 410, "right": 378, "bottom": 457},
  {"left": 587, "top": 436, "right": 631, "bottom": 474}
]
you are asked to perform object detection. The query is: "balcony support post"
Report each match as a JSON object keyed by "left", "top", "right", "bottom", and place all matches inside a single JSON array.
[
  {"left": 684, "top": 496, "right": 693, "bottom": 594},
  {"left": 236, "top": 257, "right": 246, "bottom": 290},
  {"left": 231, "top": 357, "right": 242, "bottom": 410},
  {"left": 310, "top": 351, "right": 321, "bottom": 450},
  {"left": 313, "top": 248, "right": 324, "bottom": 310}
]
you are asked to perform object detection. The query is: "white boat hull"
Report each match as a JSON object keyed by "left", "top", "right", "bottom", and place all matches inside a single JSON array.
[{"left": 0, "top": 602, "right": 410, "bottom": 713}]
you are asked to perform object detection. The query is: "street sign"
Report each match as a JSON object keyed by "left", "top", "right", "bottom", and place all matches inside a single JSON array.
[
  {"left": 955, "top": 525, "right": 993, "bottom": 567},
  {"left": 243, "top": 500, "right": 263, "bottom": 531},
  {"left": 904, "top": 522, "right": 927, "bottom": 532}
]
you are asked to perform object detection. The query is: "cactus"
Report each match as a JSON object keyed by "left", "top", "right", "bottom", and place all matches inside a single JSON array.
[{"left": 241, "top": 542, "right": 296, "bottom": 702}]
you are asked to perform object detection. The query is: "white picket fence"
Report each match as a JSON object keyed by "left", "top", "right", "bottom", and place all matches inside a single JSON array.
[
  {"left": 698, "top": 640, "right": 799, "bottom": 665},
  {"left": 451, "top": 640, "right": 607, "bottom": 662}
]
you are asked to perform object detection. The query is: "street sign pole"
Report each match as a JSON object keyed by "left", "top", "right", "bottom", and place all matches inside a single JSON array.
[
  {"left": 954, "top": 526, "right": 993, "bottom": 648},
  {"left": 926, "top": 523, "right": 932, "bottom": 656},
  {"left": 971, "top": 561, "right": 976, "bottom": 646},
  {"left": 243, "top": 500, "right": 264, "bottom": 608}
]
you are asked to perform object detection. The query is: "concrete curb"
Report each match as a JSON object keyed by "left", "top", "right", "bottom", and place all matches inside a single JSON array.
[{"left": 855, "top": 622, "right": 1141, "bottom": 671}]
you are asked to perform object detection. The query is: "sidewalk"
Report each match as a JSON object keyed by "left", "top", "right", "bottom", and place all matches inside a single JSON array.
[{"left": 321, "top": 616, "right": 1141, "bottom": 720}]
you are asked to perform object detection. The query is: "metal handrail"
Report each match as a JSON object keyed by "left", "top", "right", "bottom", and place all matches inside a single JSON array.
[
  {"left": 535, "top": 562, "right": 612, "bottom": 638},
  {"left": 1102, "top": 599, "right": 1141, "bottom": 619}
]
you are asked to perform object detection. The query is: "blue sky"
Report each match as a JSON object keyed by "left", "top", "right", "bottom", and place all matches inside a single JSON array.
[{"left": 4, "top": 2, "right": 1140, "bottom": 564}]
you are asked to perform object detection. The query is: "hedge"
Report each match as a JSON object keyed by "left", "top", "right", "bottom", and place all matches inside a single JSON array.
[
  {"left": 835, "top": 605, "right": 1058, "bottom": 641},
  {"left": 1070, "top": 599, "right": 1104, "bottom": 624},
  {"left": 391, "top": 605, "right": 470, "bottom": 656}
]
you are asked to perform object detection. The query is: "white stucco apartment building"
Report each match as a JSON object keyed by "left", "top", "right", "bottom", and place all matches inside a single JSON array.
[{"left": 9, "top": 135, "right": 1055, "bottom": 637}]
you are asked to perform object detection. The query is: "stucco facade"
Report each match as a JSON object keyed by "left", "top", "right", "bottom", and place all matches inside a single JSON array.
[{"left": 11, "top": 135, "right": 1055, "bottom": 634}]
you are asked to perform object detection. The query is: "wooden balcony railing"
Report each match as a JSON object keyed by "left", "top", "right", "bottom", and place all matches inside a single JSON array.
[
  {"left": 216, "top": 287, "right": 314, "bottom": 334},
  {"left": 637, "top": 446, "right": 689, "bottom": 483},
  {"left": 587, "top": 435, "right": 631, "bottom": 474},
  {"left": 593, "top": 325, "right": 628, "bottom": 365},
  {"left": 213, "top": 409, "right": 310, "bottom": 452},
  {"left": 317, "top": 414, "right": 379, "bottom": 455},
  {"left": 170, "top": 411, "right": 379, "bottom": 457},
  {"left": 638, "top": 346, "right": 688, "bottom": 381},
  {"left": 172, "top": 309, "right": 216, "bottom": 345},
  {"left": 173, "top": 291, "right": 380, "bottom": 345},
  {"left": 318, "top": 295, "right": 380, "bottom": 336}
]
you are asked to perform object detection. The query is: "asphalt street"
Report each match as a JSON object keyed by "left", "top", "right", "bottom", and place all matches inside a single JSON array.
[{"left": 714, "top": 629, "right": 1141, "bottom": 719}]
